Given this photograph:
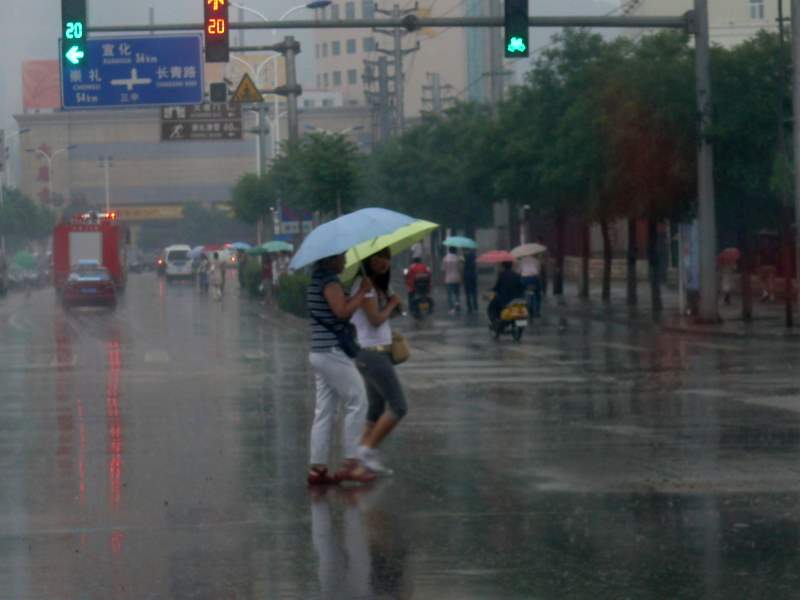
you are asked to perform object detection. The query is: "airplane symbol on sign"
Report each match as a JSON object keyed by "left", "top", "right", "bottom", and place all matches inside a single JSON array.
[{"left": 208, "top": 0, "right": 226, "bottom": 10}]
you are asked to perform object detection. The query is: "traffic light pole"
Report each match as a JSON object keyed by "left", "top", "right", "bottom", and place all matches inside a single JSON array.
[
  {"left": 88, "top": 14, "right": 690, "bottom": 34},
  {"left": 692, "top": 0, "right": 719, "bottom": 323},
  {"left": 793, "top": 0, "right": 800, "bottom": 317}
]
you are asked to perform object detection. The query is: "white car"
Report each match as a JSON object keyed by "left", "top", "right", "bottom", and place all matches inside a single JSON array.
[{"left": 163, "top": 244, "right": 193, "bottom": 281}]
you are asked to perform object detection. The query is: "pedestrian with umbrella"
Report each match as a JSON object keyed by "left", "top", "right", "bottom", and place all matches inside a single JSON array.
[
  {"left": 511, "top": 243, "right": 547, "bottom": 318},
  {"left": 290, "top": 208, "right": 417, "bottom": 486}
]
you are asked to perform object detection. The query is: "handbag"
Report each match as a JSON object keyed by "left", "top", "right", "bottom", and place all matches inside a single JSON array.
[
  {"left": 312, "top": 312, "right": 360, "bottom": 358},
  {"left": 390, "top": 332, "right": 410, "bottom": 365}
]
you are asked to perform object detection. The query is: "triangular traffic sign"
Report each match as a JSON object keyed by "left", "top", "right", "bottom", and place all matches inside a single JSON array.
[{"left": 230, "top": 73, "right": 264, "bottom": 104}]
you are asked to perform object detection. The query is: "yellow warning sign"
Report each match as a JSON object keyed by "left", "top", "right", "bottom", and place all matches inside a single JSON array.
[{"left": 230, "top": 73, "right": 264, "bottom": 104}]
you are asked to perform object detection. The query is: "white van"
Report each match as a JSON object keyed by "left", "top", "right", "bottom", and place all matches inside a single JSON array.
[{"left": 163, "top": 244, "right": 193, "bottom": 281}]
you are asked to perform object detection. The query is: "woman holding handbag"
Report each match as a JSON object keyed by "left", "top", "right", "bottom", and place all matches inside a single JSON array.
[
  {"left": 307, "top": 252, "right": 376, "bottom": 486},
  {"left": 350, "top": 247, "right": 409, "bottom": 475}
]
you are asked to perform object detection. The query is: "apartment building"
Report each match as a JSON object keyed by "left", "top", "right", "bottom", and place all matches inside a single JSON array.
[
  {"left": 625, "top": 0, "right": 789, "bottom": 46},
  {"left": 313, "top": 0, "right": 470, "bottom": 117}
]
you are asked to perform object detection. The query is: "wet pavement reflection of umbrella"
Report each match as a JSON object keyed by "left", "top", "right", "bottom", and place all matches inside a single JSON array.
[
  {"left": 442, "top": 236, "right": 477, "bottom": 249},
  {"left": 289, "top": 208, "right": 417, "bottom": 271},
  {"left": 511, "top": 243, "right": 547, "bottom": 259},
  {"left": 477, "top": 250, "right": 516, "bottom": 264}
]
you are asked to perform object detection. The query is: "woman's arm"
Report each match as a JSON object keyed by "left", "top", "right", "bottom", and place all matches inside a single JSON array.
[
  {"left": 323, "top": 278, "right": 372, "bottom": 320},
  {"left": 361, "top": 291, "right": 400, "bottom": 327}
]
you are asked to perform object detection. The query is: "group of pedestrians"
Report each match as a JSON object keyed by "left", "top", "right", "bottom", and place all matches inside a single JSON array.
[{"left": 305, "top": 248, "right": 408, "bottom": 486}]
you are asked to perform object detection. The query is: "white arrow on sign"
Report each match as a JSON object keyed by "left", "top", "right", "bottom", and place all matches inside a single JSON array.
[
  {"left": 110, "top": 68, "right": 153, "bottom": 92},
  {"left": 65, "top": 46, "right": 85, "bottom": 65}
]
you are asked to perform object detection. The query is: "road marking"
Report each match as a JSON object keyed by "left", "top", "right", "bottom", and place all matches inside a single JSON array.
[
  {"left": 595, "top": 342, "right": 650, "bottom": 353},
  {"left": 144, "top": 350, "right": 171, "bottom": 364}
]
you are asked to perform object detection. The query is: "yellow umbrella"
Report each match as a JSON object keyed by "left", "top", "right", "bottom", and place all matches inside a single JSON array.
[{"left": 341, "top": 219, "right": 439, "bottom": 282}]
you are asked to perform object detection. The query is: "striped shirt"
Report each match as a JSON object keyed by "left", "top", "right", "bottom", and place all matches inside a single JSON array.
[{"left": 308, "top": 267, "right": 347, "bottom": 352}]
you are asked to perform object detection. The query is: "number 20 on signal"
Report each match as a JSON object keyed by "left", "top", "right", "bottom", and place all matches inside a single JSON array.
[{"left": 207, "top": 19, "right": 226, "bottom": 35}]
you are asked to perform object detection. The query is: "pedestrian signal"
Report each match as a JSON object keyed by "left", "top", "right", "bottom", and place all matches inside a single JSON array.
[{"left": 504, "top": 0, "right": 529, "bottom": 58}]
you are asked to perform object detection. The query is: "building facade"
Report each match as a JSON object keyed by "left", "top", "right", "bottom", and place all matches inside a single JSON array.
[
  {"left": 625, "top": 0, "right": 789, "bottom": 46},
  {"left": 312, "top": 0, "right": 472, "bottom": 120}
]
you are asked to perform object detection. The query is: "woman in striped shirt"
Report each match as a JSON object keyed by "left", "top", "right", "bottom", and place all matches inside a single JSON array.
[{"left": 307, "top": 252, "right": 376, "bottom": 485}]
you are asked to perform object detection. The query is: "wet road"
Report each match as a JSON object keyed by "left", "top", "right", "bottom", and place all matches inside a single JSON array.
[{"left": 1, "top": 274, "right": 800, "bottom": 599}]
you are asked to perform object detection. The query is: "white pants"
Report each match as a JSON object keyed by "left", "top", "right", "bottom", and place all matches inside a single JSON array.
[{"left": 309, "top": 349, "right": 367, "bottom": 466}]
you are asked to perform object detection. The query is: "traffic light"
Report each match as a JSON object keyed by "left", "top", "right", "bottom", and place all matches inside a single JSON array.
[
  {"left": 210, "top": 82, "right": 228, "bottom": 103},
  {"left": 504, "top": 0, "right": 529, "bottom": 58},
  {"left": 204, "top": 0, "right": 230, "bottom": 63},
  {"left": 61, "top": 0, "right": 88, "bottom": 67}
]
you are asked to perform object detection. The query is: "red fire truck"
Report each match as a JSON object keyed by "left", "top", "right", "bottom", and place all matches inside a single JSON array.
[{"left": 52, "top": 211, "right": 128, "bottom": 291}]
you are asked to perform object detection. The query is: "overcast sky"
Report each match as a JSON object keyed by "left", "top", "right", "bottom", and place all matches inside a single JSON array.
[{"left": 0, "top": 0, "right": 621, "bottom": 135}]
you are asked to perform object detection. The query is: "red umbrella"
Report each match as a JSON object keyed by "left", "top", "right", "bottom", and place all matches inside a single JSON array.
[
  {"left": 203, "top": 243, "right": 225, "bottom": 252},
  {"left": 477, "top": 250, "right": 516, "bottom": 264},
  {"left": 718, "top": 247, "right": 740, "bottom": 265}
]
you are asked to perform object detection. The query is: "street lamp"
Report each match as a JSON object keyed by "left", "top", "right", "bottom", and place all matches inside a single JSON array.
[
  {"left": 230, "top": 1, "right": 331, "bottom": 152},
  {"left": 26, "top": 144, "right": 77, "bottom": 204}
]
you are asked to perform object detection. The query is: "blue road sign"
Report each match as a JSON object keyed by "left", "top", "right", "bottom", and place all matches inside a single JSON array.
[{"left": 61, "top": 35, "right": 204, "bottom": 109}]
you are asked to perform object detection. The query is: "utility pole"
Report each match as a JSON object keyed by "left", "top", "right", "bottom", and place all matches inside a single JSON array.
[
  {"left": 422, "top": 72, "right": 455, "bottom": 113},
  {"left": 487, "top": 0, "right": 504, "bottom": 106},
  {"left": 283, "top": 36, "right": 301, "bottom": 143},
  {"left": 693, "top": 0, "right": 719, "bottom": 322},
  {"left": 98, "top": 156, "right": 113, "bottom": 212},
  {"left": 374, "top": 3, "right": 419, "bottom": 134},
  {"left": 777, "top": 0, "right": 793, "bottom": 326},
  {"left": 364, "top": 56, "right": 392, "bottom": 143},
  {"left": 793, "top": 0, "right": 800, "bottom": 314}
]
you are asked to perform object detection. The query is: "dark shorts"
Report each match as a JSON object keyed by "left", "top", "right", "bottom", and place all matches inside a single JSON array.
[{"left": 355, "top": 349, "right": 408, "bottom": 422}]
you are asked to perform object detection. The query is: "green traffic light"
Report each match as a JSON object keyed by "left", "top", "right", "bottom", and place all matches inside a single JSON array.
[
  {"left": 65, "top": 46, "right": 85, "bottom": 65},
  {"left": 507, "top": 36, "right": 527, "bottom": 54}
]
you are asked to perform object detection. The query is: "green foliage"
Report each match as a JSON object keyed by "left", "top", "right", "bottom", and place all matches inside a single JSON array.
[
  {"left": 242, "top": 258, "right": 263, "bottom": 298},
  {"left": 270, "top": 133, "right": 362, "bottom": 216},
  {"left": 277, "top": 271, "right": 310, "bottom": 318},
  {"left": 231, "top": 173, "right": 275, "bottom": 224},
  {"left": 0, "top": 187, "right": 56, "bottom": 247}
]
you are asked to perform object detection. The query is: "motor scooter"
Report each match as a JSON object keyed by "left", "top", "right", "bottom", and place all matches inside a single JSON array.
[
  {"left": 406, "top": 272, "right": 434, "bottom": 319},
  {"left": 487, "top": 294, "right": 528, "bottom": 341}
]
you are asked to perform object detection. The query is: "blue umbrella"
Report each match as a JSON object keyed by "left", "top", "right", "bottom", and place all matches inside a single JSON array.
[
  {"left": 442, "top": 236, "right": 477, "bottom": 249},
  {"left": 290, "top": 208, "right": 417, "bottom": 270},
  {"left": 189, "top": 246, "right": 205, "bottom": 259},
  {"left": 229, "top": 242, "right": 252, "bottom": 251},
  {"left": 261, "top": 240, "right": 294, "bottom": 253}
]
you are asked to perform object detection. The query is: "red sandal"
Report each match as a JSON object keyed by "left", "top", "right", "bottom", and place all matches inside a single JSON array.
[
  {"left": 334, "top": 464, "right": 377, "bottom": 484},
  {"left": 307, "top": 467, "right": 339, "bottom": 486}
]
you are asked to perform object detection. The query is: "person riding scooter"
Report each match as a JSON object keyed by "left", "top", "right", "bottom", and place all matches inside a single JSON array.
[
  {"left": 487, "top": 261, "right": 525, "bottom": 323},
  {"left": 406, "top": 256, "right": 432, "bottom": 316}
]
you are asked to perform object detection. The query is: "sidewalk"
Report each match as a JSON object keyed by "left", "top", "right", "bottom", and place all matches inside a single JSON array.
[{"left": 540, "top": 280, "right": 800, "bottom": 340}]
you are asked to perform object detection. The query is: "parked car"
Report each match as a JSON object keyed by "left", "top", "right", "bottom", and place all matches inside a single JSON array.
[{"left": 61, "top": 260, "right": 117, "bottom": 308}]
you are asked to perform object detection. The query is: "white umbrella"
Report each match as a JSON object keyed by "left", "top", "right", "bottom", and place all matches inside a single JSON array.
[{"left": 511, "top": 243, "right": 547, "bottom": 259}]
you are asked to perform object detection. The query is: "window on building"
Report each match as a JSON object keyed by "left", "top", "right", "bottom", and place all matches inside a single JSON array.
[
  {"left": 347, "top": 99, "right": 359, "bottom": 106},
  {"left": 316, "top": 74, "right": 321, "bottom": 88},
  {"left": 322, "top": 42, "right": 328, "bottom": 57},
  {"left": 749, "top": 0, "right": 765, "bottom": 19},
  {"left": 333, "top": 71, "right": 342, "bottom": 86},
  {"left": 345, "top": 2, "right": 355, "bottom": 18},
  {"left": 331, "top": 4, "right": 340, "bottom": 19},
  {"left": 363, "top": 37, "right": 375, "bottom": 52},
  {"left": 347, "top": 39, "right": 357, "bottom": 54},
  {"left": 323, "top": 98, "right": 335, "bottom": 107},
  {"left": 362, "top": 0, "right": 374, "bottom": 18},
  {"left": 347, "top": 69, "right": 358, "bottom": 84},
  {"left": 315, "top": 44, "right": 320, "bottom": 58},
  {"left": 323, "top": 73, "right": 329, "bottom": 87},
  {"left": 332, "top": 41, "right": 341, "bottom": 55},
  {"left": 304, "top": 99, "right": 316, "bottom": 108}
]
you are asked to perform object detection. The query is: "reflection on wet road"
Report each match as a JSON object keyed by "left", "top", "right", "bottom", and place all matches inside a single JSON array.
[{"left": 1, "top": 274, "right": 799, "bottom": 598}]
